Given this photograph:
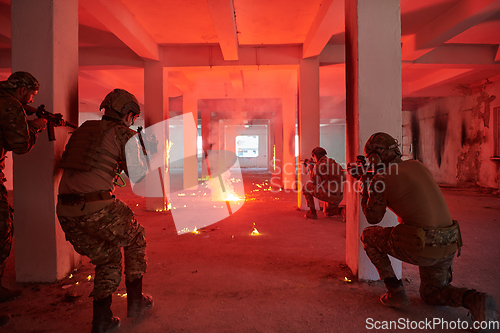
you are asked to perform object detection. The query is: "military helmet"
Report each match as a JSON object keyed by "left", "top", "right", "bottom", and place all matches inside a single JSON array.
[
  {"left": 311, "top": 147, "right": 327, "bottom": 159},
  {"left": 100, "top": 89, "right": 140, "bottom": 116},
  {"left": 364, "top": 132, "right": 401, "bottom": 163},
  {"left": 2, "top": 71, "right": 40, "bottom": 91}
]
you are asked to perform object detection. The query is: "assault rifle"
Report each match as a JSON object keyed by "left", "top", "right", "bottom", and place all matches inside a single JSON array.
[
  {"left": 347, "top": 155, "right": 381, "bottom": 180},
  {"left": 23, "top": 104, "right": 78, "bottom": 141}
]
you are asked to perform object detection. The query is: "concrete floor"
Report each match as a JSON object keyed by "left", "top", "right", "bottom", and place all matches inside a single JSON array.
[{"left": 1, "top": 169, "right": 499, "bottom": 332}]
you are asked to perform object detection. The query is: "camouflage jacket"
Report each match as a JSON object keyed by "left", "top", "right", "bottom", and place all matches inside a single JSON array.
[
  {"left": 310, "top": 155, "right": 345, "bottom": 196},
  {"left": 0, "top": 87, "right": 40, "bottom": 182}
]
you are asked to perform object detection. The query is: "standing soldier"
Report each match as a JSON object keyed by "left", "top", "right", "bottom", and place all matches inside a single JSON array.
[
  {"left": 359, "top": 132, "right": 497, "bottom": 332},
  {"left": 56, "top": 89, "right": 152, "bottom": 333},
  {"left": 302, "top": 147, "right": 345, "bottom": 219},
  {"left": 0, "top": 72, "right": 47, "bottom": 303}
]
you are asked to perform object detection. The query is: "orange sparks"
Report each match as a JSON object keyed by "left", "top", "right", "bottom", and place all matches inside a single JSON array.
[{"left": 251, "top": 228, "right": 260, "bottom": 236}]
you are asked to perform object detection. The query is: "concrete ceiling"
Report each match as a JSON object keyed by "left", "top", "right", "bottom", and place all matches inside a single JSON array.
[{"left": 0, "top": 0, "right": 500, "bottom": 115}]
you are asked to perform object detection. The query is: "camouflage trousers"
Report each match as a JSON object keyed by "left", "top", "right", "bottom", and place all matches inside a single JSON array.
[
  {"left": 57, "top": 199, "right": 147, "bottom": 300},
  {"left": 361, "top": 226, "right": 468, "bottom": 307},
  {"left": 302, "top": 181, "right": 343, "bottom": 214},
  {"left": 0, "top": 184, "right": 13, "bottom": 279}
]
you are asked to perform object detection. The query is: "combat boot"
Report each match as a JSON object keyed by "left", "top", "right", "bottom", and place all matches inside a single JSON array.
[
  {"left": 463, "top": 290, "right": 497, "bottom": 332},
  {"left": 305, "top": 209, "right": 318, "bottom": 219},
  {"left": 0, "top": 283, "right": 22, "bottom": 302},
  {"left": 125, "top": 276, "right": 153, "bottom": 318},
  {"left": 91, "top": 295, "right": 120, "bottom": 333},
  {"left": 381, "top": 278, "right": 410, "bottom": 308},
  {"left": 324, "top": 205, "right": 339, "bottom": 217}
]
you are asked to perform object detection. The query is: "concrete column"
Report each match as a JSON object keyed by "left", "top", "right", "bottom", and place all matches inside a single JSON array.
[
  {"left": 183, "top": 93, "right": 198, "bottom": 189},
  {"left": 297, "top": 57, "right": 320, "bottom": 209},
  {"left": 11, "top": 0, "right": 80, "bottom": 282},
  {"left": 271, "top": 107, "right": 283, "bottom": 189},
  {"left": 200, "top": 108, "right": 209, "bottom": 178},
  {"left": 144, "top": 61, "right": 169, "bottom": 211},
  {"left": 345, "top": 0, "right": 403, "bottom": 280},
  {"left": 282, "top": 91, "right": 296, "bottom": 191}
]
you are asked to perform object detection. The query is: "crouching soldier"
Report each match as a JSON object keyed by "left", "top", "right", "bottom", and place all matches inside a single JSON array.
[
  {"left": 56, "top": 89, "right": 152, "bottom": 333},
  {"left": 302, "top": 147, "right": 345, "bottom": 219},
  {"left": 360, "top": 132, "right": 497, "bottom": 332}
]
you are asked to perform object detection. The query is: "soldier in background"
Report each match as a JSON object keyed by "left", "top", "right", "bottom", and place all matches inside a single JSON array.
[
  {"left": 0, "top": 72, "right": 47, "bottom": 305},
  {"left": 56, "top": 89, "right": 151, "bottom": 333},
  {"left": 360, "top": 132, "right": 497, "bottom": 332},
  {"left": 302, "top": 147, "right": 345, "bottom": 219}
]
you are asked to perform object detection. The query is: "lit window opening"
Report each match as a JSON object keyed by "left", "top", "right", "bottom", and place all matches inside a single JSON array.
[{"left": 236, "top": 135, "right": 259, "bottom": 158}]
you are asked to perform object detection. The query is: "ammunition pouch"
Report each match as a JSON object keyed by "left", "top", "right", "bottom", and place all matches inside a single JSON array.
[
  {"left": 422, "top": 220, "right": 462, "bottom": 258},
  {"left": 392, "top": 220, "right": 462, "bottom": 259}
]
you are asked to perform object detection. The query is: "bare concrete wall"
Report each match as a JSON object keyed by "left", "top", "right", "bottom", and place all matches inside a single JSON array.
[{"left": 404, "top": 80, "right": 500, "bottom": 189}]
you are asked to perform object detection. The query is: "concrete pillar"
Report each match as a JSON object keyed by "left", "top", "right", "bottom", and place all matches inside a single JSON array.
[
  {"left": 11, "top": 0, "right": 80, "bottom": 282},
  {"left": 345, "top": 0, "right": 403, "bottom": 280},
  {"left": 271, "top": 107, "right": 283, "bottom": 189},
  {"left": 183, "top": 93, "right": 198, "bottom": 189},
  {"left": 200, "top": 106, "right": 220, "bottom": 178},
  {"left": 297, "top": 57, "right": 320, "bottom": 209},
  {"left": 144, "top": 61, "right": 169, "bottom": 211},
  {"left": 282, "top": 91, "right": 296, "bottom": 191}
]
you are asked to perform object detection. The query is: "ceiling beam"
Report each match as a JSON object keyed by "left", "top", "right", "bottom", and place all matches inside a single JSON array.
[
  {"left": 169, "top": 71, "right": 195, "bottom": 93},
  {"left": 206, "top": 0, "right": 239, "bottom": 61},
  {"left": 229, "top": 69, "right": 244, "bottom": 95},
  {"left": 405, "top": 68, "right": 475, "bottom": 95},
  {"left": 401, "top": 0, "right": 500, "bottom": 61},
  {"left": 416, "top": 44, "right": 499, "bottom": 64},
  {"left": 81, "top": 0, "right": 159, "bottom": 61},
  {"left": 318, "top": 44, "right": 345, "bottom": 65},
  {"left": 162, "top": 45, "right": 301, "bottom": 68},
  {"left": 302, "top": 0, "right": 344, "bottom": 59}
]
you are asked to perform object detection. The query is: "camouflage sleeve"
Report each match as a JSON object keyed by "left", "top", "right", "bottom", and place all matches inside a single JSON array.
[
  {"left": 311, "top": 162, "right": 321, "bottom": 184},
  {"left": 361, "top": 173, "right": 387, "bottom": 224},
  {"left": 2, "top": 102, "right": 38, "bottom": 154}
]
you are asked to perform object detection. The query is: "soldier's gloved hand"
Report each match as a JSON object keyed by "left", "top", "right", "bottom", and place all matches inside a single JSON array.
[{"left": 28, "top": 118, "right": 47, "bottom": 133}]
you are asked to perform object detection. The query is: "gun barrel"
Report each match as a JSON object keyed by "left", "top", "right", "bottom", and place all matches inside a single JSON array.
[{"left": 64, "top": 120, "right": 78, "bottom": 129}]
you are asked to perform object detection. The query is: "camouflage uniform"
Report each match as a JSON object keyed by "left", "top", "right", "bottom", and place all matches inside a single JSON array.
[
  {"left": 360, "top": 160, "right": 467, "bottom": 306},
  {"left": 56, "top": 117, "right": 147, "bottom": 300},
  {"left": 0, "top": 85, "right": 43, "bottom": 279},
  {"left": 57, "top": 200, "right": 146, "bottom": 299},
  {"left": 302, "top": 155, "right": 345, "bottom": 214}
]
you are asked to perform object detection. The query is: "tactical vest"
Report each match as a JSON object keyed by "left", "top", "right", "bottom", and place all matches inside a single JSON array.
[{"left": 58, "top": 120, "right": 135, "bottom": 177}]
